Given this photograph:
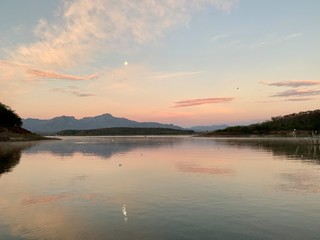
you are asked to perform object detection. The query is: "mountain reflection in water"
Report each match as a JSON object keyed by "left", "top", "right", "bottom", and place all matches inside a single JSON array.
[
  {"left": 24, "top": 136, "right": 184, "bottom": 158},
  {"left": 1, "top": 137, "right": 320, "bottom": 240}
]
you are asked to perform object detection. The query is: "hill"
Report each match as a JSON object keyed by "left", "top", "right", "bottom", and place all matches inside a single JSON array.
[
  {"left": 23, "top": 114, "right": 183, "bottom": 133},
  {"left": 57, "top": 127, "right": 194, "bottom": 136},
  {"left": 203, "top": 110, "right": 320, "bottom": 136},
  {"left": 189, "top": 125, "right": 228, "bottom": 132},
  {"left": 0, "top": 102, "right": 50, "bottom": 141}
]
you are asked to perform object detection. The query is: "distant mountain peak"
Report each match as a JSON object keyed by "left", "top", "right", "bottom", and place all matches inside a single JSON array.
[
  {"left": 54, "top": 115, "right": 76, "bottom": 120},
  {"left": 23, "top": 113, "right": 183, "bottom": 133},
  {"left": 98, "top": 113, "right": 113, "bottom": 117}
]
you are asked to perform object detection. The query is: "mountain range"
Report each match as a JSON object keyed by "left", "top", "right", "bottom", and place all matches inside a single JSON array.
[{"left": 23, "top": 113, "right": 183, "bottom": 133}]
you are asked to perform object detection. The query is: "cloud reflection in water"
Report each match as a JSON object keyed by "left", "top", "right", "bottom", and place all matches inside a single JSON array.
[{"left": 176, "top": 162, "right": 235, "bottom": 176}]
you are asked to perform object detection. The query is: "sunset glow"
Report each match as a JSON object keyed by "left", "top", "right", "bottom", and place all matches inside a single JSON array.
[{"left": 1, "top": 0, "right": 319, "bottom": 127}]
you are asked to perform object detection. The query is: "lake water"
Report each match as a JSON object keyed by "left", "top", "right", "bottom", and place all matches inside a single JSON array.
[{"left": 1, "top": 137, "right": 320, "bottom": 240}]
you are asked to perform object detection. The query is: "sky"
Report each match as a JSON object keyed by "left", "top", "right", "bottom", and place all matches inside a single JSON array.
[{"left": 0, "top": 0, "right": 319, "bottom": 127}]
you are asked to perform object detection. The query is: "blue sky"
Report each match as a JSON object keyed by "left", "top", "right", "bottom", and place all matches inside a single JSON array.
[{"left": 1, "top": 0, "right": 319, "bottom": 127}]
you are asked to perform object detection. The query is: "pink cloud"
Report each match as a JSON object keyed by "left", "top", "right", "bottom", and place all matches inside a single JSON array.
[
  {"left": 0, "top": 60, "right": 97, "bottom": 81},
  {"left": 264, "top": 80, "right": 320, "bottom": 87},
  {"left": 26, "top": 69, "right": 97, "bottom": 80},
  {"left": 51, "top": 87, "right": 95, "bottom": 97},
  {"left": 173, "top": 97, "right": 234, "bottom": 108},
  {"left": 272, "top": 89, "right": 320, "bottom": 97}
]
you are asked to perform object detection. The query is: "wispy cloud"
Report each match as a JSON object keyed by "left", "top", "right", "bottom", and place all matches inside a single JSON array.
[
  {"left": 221, "top": 39, "right": 242, "bottom": 49},
  {"left": 71, "top": 92, "right": 95, "bottom": 97},
  {"left": 27, "top": 69, "right": 97, "bottom": 81},
  {"left": 210, "top": 34, "right": 229, "bottom": 42},
  {"left": 250, "top": 41, "right": 268, "bottom": 48},
  {"left": 284, "top": 98, "right": 314, "bottom": 102},
  {"left": 5, "top": 0, "right": 238, "bottom": 69},
  {"left": 264, "top": 80, "right": 320, "bottom": 88},
  {"left": 0, "top": 60, "right": 97, "bottom": 81},
  {"left": 262, "top": 80, "right": 320, "bottom": 100},
  {"left": 272, "top": 89, "right": 320, "bottom": 97},
  {"left": 250, "top": 32, "right": 302, "bottom": 49},
  {"left": 173, "top": 97, "right": 234, "bottom": 107},
  {"left": 1, "top": 0, "right": 238, "bottom": 101},
  {"left": 152, "top": 71, "right": 204, "bottom": 79},
  {"left": 279, "top": 33, "right": 302, "bottom": 43},
  {"left": 52, "top": 87, "right": 94, "bottom": 97}
]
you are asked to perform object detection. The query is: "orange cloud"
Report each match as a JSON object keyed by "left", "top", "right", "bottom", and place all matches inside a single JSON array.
[{"left": 173, "top": 97, "right": 234, "bottom": 108}]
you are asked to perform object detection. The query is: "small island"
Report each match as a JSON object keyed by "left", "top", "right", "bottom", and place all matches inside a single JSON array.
[{"left": 0, "top": 102, "right": 51, "bottom": 142}]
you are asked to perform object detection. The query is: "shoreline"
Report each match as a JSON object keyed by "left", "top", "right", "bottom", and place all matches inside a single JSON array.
[{"left": 0, "top": 127, "right": 60, "bottom": 142}]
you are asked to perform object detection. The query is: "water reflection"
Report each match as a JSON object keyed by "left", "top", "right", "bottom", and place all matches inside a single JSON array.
[
  {"left": 21, "top": 193, "right": 99, "bottom": 206},
  {"left": 24, "top": 136, "right": 184, "bottom": 158},
  {"left": 122, "top": 204, "right": 128, "bottom": 222},
  {"left": 0, "top": 142, "right": 36, "bottom": 177},
  {"left": 1, "top": 137, "right": 320, "bottom": 239},
  {"left": 214, "top": 138, "right": 320, "bottom": 163},
  {"left": 176, "top": 162, "right": 235, "bottom": 176},
  {"left": 213, "top": 138, "right": 320, "bottom": 194},
  {"left": 277, "top": 171, "right": 320, "bottom": 193}
]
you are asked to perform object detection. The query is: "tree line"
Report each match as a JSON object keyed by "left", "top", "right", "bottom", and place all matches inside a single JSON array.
[
  {"left": 0, "top": 102, "right": 22, "bottom": 128},
  {"left": 57, "top": 127, "right": 194, "bottom": 136},
  {"left": 214, "top": 110, "right": 320, "bottom": 135}
]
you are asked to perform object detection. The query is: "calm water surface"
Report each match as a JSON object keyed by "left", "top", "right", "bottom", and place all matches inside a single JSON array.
[{"left": 1, "top": 137, "right": 320, "bottom": 240}]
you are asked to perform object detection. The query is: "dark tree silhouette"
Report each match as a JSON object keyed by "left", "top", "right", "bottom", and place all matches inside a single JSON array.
[
  {"left": 213, "top": 110, "right": 320, "bottom": 135},
  {"left": 0, "top": 102, "right": 22, "bottom": 127}
]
